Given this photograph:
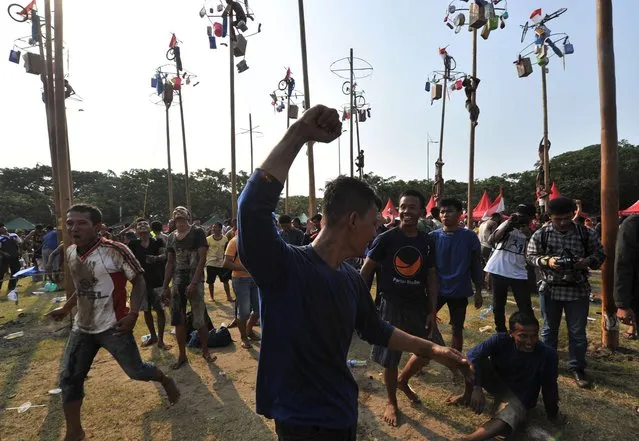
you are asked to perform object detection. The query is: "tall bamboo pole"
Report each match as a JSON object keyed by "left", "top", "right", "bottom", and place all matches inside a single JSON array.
[
  {"left": 229, "top": 4, "right": 238, "bottom": 218},
  {"left": 541, "top": 66, "right": 550, "bottom": 212},
  {"left": 297, "top": 0, "right": 316, "bottom": 216},
  {"left": 355, "top": 110, "right": 362, "bottom": 178},
  {"left": 249, "top": 113, "right": 254, "bottom": 173},
  {"left": 434, "top": 65, "right": 449, "bottom": 201},
  {"left": 165, "top": 105, "right": 174, "bottom": 215},
  {"left": 285, "top": 93, "right": 291, "bottom": 214},
  {"left": 39, "top": 2, "right": 60, "bottom": 234},
  {"left": 53, "top": 0, "right": 73, "bottom": 297},
  {"left": 596, "top": 0, "right": 619, "bottom": 349},
  {"left": 349, "top": 48, "right": 354, "bottom": 178},
  {"left": 176, "top": 65, "right": 191, "bottom": 210},
  {"left": 466, "top": 29, "right": 478, "bottom": 227}
]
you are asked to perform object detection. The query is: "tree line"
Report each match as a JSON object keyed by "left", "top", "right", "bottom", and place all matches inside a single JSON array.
[{"left": 1, "top": 141, "right": 637, "bottom": 226}]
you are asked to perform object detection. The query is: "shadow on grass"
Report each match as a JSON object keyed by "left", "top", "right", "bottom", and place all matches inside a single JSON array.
[{"left": 140, "top": 345, "right": 274, "bottom": 441}]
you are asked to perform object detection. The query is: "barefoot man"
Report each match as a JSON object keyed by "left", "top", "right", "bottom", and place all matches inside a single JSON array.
[
  {"left": 237, "top": 104, "right": 473, "bottom": 441},
  {"left": 48, "top": 204, "right": 179, "bottom": 441},
  {"left": 162, "top": 206, "right": 217, "bottom": 369},
  {"left": 360, "top": 189, "right": 442, "bottom": 427}
]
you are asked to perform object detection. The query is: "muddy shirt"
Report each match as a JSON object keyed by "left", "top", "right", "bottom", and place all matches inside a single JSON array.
[
  {"left": 166, "top": 226, "right": 207, "bottom": 283},
  {"left": 66, "top": 238, "right": 144, "bottom": 334}
]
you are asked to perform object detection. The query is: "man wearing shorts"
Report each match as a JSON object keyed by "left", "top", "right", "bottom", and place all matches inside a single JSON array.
[
  {"left": 128, "top": 218, "right": 169, "bottom": 349},
  {"left": 429, "top": 198, "right": 483, "bottom": 352},
  {"left": 162, "top": 206, "right": 216, "bottom": 369},
  {"left": 224, "top": 234, "right": 260, "bottom": 348},
  {"left": 361, "top": 189, "right": 441, "bottom": 427},
  {"left": 47, "top": 204, "right": 179, "bottom": 441},
  {"left": 206, "top": 222, "right": 233, "bottom": 302}
]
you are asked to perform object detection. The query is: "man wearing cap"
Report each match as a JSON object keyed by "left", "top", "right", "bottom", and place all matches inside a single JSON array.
[{"left": 162, "top": 206, "right": 216, "bottom": 369}]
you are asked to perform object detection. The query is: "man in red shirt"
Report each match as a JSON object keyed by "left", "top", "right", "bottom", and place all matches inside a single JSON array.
[{"left": 48, "top": 204, "right": 179, "bottom": 441}]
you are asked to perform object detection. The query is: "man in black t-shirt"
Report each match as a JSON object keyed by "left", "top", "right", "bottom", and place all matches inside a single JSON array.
[
  {"left": 361, "top": 190, "right": 441, "bottom": 427},
  {"left": 128, "top": 218, "right": 169, "bottom": 349}
]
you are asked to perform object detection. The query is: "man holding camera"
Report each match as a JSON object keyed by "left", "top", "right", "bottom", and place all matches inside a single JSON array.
[{"left": 527, "top": 197, "right": 605, "bottom": 388}]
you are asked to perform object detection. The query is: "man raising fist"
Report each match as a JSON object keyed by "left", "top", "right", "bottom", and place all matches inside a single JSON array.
[{"left": 236, "top": 105, "right": 473, "bottom": 441}]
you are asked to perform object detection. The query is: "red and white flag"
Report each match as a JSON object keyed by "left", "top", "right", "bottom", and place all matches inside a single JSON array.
[
  {"left": 530, "top": 8, "right": 543, "bottom": 24},
  {"left": 381, "top": 198, "right": 398, "bottom": 220},
  {"left": 482, "top": 189, "right": 505, "bottom": 220},
  {"left": 169, "top": 33, "right": 177, "bottom": 48}
]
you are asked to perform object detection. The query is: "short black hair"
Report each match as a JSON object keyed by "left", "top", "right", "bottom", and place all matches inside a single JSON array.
[
  {"left": 548, "top": 197, "right": 575, "bottom": 216},
  {"left": 399, "top": 189, "right": 426, "bottom": 210},
  {"left": 213, "top": 222, "right": 222, "bottom": 228},
  {"left": 150, "top": 220, "right": 163, "bottom": 231},
  {"left": 293, "top": 217, "right": 301, "bottom": 224},
  {"left": 490, "top": 213, "right": 501, "bottom": 221},
  {"left": 135, "top": 218, "right": 149, "bottom": 224},
  {"left": 322, "top": 176, "right": 382, "bottom": 227},
  {"left": 36, "top": 224, "right": 43, "bottom": 230},
  {"left": 439, "top": 198, "right": 463, "bottom": 213},
  {"left": 67, "top": 204, "right": 102, "bottom": 225},
  {"left": 516, "top": 203, "right": 536, "bottom": 217},
  {"left": 430, "top": 206, "right": 440, "bottom": 218},
  {"left": 46, "top": 225, "right": 54, "bottom": 231},
  {"left": 509, "top": 311, "right": 540, "bottom": 331},
  {"left": 311, "top": 213, "right": 323, "bottom": 222},
  {"left": 279, "top": 214, "right": 292, "bottom": 224}
]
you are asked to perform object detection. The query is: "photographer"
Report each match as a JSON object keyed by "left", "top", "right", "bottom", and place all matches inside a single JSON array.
[
  {"left": 527, "top": 197, "right": 605, "bottom": 388},
  {"left": 485, "top": 205, "right": 536, "bottom": 333}
]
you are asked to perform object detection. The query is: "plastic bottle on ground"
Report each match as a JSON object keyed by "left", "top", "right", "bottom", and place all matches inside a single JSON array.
[{"left": 347, "top": 359, "right": 367, "bottom": 368}]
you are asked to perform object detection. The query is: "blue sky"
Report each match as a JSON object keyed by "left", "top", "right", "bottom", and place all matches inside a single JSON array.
[{"left": 2, "top": 0, "right": 637, "bottom": 197}]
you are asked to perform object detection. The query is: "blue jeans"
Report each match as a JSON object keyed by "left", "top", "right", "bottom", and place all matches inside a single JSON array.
[
  {"left": 540, "top": 295, "right": 589, "bottom": 372},
  {"left": 232, "top": 277, "right": 259, "bottom": 320}
]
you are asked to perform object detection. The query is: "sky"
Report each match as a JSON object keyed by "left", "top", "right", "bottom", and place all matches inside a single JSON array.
[{"left": 2, "top": 0, "right": 638, "bottom": 198}]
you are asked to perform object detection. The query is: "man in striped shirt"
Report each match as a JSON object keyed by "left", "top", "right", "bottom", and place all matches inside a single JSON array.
[{"left": 48, "top": 204, "right": 179, "bottom": 441}]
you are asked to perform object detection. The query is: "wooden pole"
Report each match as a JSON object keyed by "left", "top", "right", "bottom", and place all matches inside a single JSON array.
[
  {"left": 229, "top": 4, "right": 238, "bottom": 218},
  {"left": 297, "top": 0, "right": 316, "bottom": 216},
  {"left": 355, "top": 109, "right": 362, "bottom": 178},
  {"left": 249, "top": 113, "right": 254, "bottom": 173},
  {"left": 541, "top": 65, "right": 551, "bottom": 212},
  {"left": 40, "top": 2, "right": 61, "bottom": 235},
  {"left": 165, "top": 105, "right": 174, "bottom": 215},
  {"left": 467, "top": 29, "right": 478, "bottom": 228},
  {"left": 349, "top": 48, "right": 354, "bottom": 178},
  {"left": 176, "top": 64, "right": 191, "bottom": 210},
  {"left": 434, "top": 64, "right": 449, "bottom": 201},
  {"left": 285, "top": 93, "right": 291, "bottom": 214},
  {"left": 596, "top": 0, "right": 619, "bottom": 349},
  {"left": 52, "top": 0, "right": 73, "bottom": 298}
]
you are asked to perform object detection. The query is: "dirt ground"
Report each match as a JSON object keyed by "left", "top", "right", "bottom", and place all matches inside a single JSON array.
[{"left": 1, "top": 277, "right": 639, "bottom": 441}]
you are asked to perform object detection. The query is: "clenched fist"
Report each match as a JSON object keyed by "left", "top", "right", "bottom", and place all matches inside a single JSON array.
[{"left": 294, "top": 105, "right": 342, "bottom": 144}]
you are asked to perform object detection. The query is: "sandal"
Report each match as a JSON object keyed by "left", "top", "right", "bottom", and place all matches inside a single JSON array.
[
  {"left": 171, "top": 357, "right": 189, "bottom": 370},
  {"left": 241, "top": 340, "right": 252, "bottom": 349}
]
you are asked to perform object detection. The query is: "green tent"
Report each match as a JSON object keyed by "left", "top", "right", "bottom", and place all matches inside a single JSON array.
[
  {"left": 202, "top": 215, "right": 222, "bottom": 226},
  {"left": 4, "top": 217, "right": 35, "bottom": 231},
  {"left": 298, "top": 213, "right": 308, "bottom": 224}
]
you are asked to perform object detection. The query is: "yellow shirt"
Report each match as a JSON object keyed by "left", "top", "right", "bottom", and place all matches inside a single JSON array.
[
  {"left": 206, "top": 235, "right": 228, "bottom": 267},
  {"left": 225, "top": 237, "right": 250, "bottom": 278}
]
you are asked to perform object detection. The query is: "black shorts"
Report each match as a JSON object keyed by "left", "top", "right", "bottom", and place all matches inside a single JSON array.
[
  {"left": 206, "top": 266, "right": 231, "bottom": 284},
  {"left": 372, "top": 297, "right": 443, "bottom": 368},
  {"left": 275, "top": 421, "right": 356, "bottom": 441},
  {"left": 436, "top": 296, "right": 469, "bottom": 329}
]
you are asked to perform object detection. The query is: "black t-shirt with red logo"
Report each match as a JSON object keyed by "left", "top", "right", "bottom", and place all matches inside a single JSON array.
[{"left": 367, "top": 227, "right": 435, "bottom": 309}]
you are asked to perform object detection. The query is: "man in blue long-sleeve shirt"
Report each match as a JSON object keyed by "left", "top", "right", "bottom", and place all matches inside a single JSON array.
[
  {"left": 237, "top": 104, "right": 473, "bottom": 441},
  {"left": 448, "top": 312, "right": 562, "bottom": 441}
]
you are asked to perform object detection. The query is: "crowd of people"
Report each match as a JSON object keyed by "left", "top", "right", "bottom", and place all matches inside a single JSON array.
[{"left": 1, "top": 105, "right": 638, "bottom": 441}]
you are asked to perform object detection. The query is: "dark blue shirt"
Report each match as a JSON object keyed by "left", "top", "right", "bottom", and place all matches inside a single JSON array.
[
  {"left": 237, "top": 170, "right": 395, "bottom": 429},
  {"left": 367, "top": 228, "right": 435, "bottom": 309},
  {"left": 429, "top": 228, "right": 483, "bottom": 298},
  {"left": 467, "top": 333, "right": 559, "bottom": 416},
  {"left": 42, "top": 230, "right": 58, "bottom": 250}
]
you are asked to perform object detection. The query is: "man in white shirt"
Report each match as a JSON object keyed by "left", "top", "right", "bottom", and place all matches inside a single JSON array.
[
  {"left": 206, "top": 222, "right": 233, "bottom": 302},
  {"left": 484, "top": 204, "right": 536, "bottom": 332},
  {"left": 47, "top": 204, "right": 179, "bottom": 441}
]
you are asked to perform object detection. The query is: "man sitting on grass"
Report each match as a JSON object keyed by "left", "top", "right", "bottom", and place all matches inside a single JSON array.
[{"left": 448, "top": 312, "right": 563, "bottom": 441}]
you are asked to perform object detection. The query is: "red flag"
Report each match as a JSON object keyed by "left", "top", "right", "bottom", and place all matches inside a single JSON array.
[
  {"left": 381, "top": 199, "right": 398, "bottom": 220},
  {"left": 549, "top": 182, "right": 560, "bottom": 200},
  {"left": 425, "top": 195, "right": 436, "bottom": 214},
  {"left": 169, "top": 34, "right": 177, "bottom": 48},
  {"left": 482, "top": 189, "right": 505, "bottom": 219},
  {"left": 472, "top": 190, "right": 492, "bottom": 220}
]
